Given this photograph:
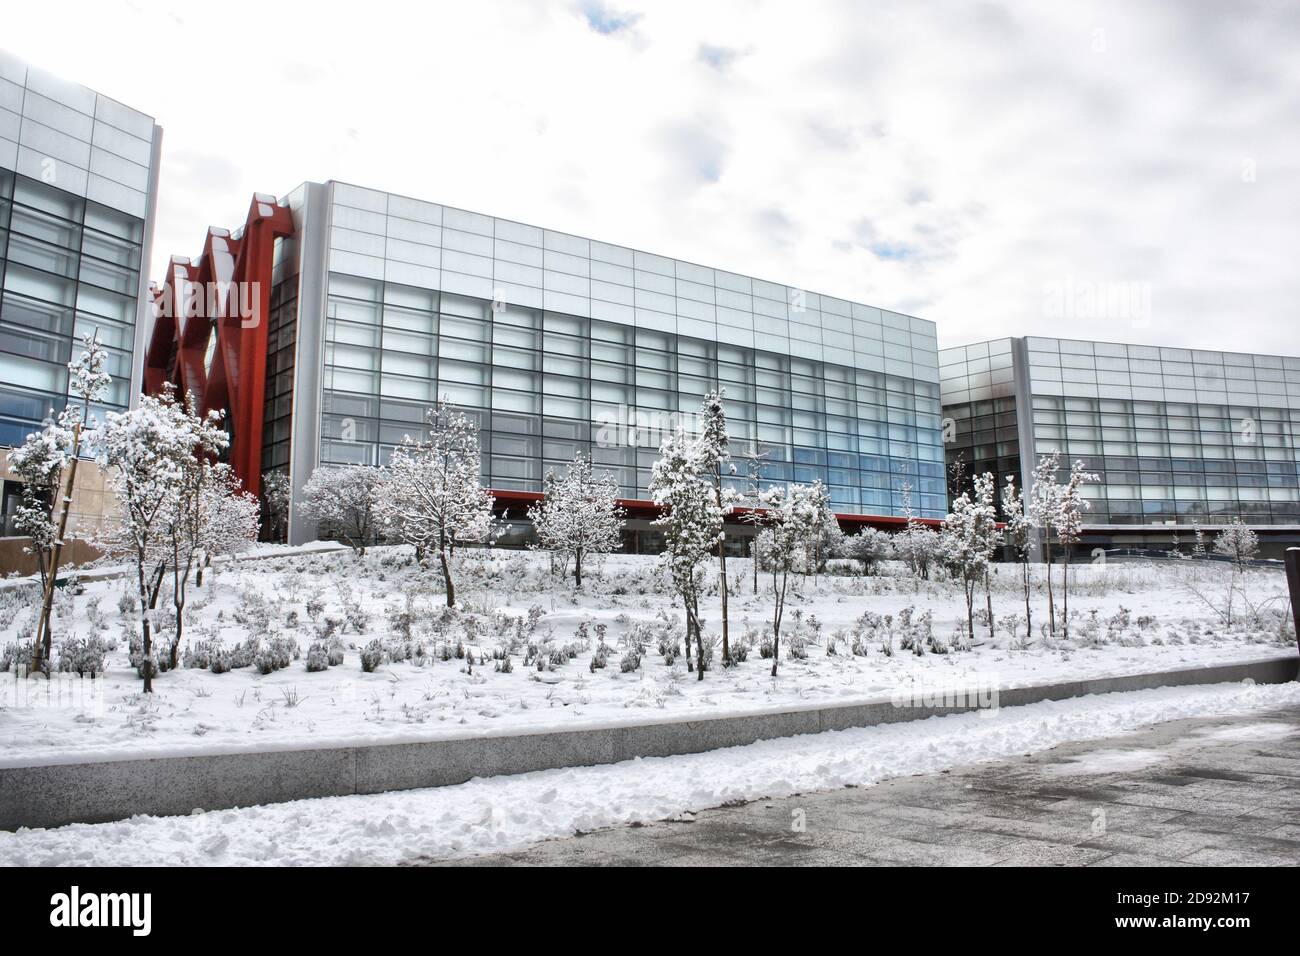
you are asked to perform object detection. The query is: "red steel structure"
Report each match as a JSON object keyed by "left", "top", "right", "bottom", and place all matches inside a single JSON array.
[{"left": 142, "top": 194, "right": 294, "bottom": 499}]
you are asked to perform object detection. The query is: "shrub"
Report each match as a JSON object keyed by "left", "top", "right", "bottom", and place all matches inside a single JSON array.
[
  {"left": 305, "top": 641, "right": 331, "bottom": 672},
  {"left": 0, "top": 640, "right": 32, "bottom": 673},
  {"left": 360, "top": 639, "right": 384, "bottom": 672}
]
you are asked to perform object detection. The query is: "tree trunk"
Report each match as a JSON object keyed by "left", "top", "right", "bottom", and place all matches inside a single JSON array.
[
  {"left": 195, "top": 552, "right": 212, "bottom": 587},
  {"left": 1044, "top": 530, "right": 1056, "bottom": 637},
  {"left": 965, "top": 577, "right": 975, "bottom": 643},
  {"left": 984, "top": 570, "right": 994, "bottom": 640},
  {"left": 717, "top": 529, "right": 730, "bottom": 666},
  {"left": 692, "top": 595, "right": 705, "bottom": 680},
  {"left": 136, "top": 557, "right": 153, "bottom": 693},
  {"left": 1061, "top": 547, "right": 1071, "bottom": 640},
  {"left": 682, "top": 593, "right": 693, "bottom": 671},
  {"left": 574, "top": 547, "right": 583, "bottom": 588},
  {"left": 34, "top": 433, "right": 84, "bottom": 671},
  {"left": 770, "top": 569, "right": 785, "bottom": 677},
  {"left": 439, "top": 548, "right": 456, "bottom": 607},
  {"left": 1022, "top": 559, "right": 1032, "bottom": 641}
]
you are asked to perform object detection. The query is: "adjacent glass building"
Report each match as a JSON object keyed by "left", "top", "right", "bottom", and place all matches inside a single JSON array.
[
  {"left": 265, "top": 181, "right": 946, "bottom": 545},
  {"left": 0, "top": 50, "right": 162, "bottom": 542},
  {"left": 941, "top": 336, "right": 1300, "bottom": 549}
]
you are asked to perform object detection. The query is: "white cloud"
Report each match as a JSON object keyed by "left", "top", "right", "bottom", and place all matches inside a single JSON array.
[{"left": 8, "top": 0, "right": 1298, "bottom": 353}]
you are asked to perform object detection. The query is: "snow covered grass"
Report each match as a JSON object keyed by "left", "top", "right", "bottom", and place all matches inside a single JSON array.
[
  {"left": 2, "top": 678, "right": 1295, "bottom": 865},
  {"left": 0, "top": 547, "right": 1294, "bottom": 766}
]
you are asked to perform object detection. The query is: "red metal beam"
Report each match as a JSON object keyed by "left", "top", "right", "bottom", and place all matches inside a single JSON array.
[{"left": 143, "top": 195, "right": 295, "bottom": 499}]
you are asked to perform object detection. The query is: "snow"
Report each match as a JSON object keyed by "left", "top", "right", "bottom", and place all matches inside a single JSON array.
[
  {"left": 1196, "top": 721, "right": 1296, "bottom": 743},
  {"left": 1, "top": 549, "right": 1294, "bottom": 767},
  {"left": 1044, "top": 748, "right": 1171, "bottom": 775},
  {"left": 1, "top": 679, "right": 1294, "bottom": 865}
]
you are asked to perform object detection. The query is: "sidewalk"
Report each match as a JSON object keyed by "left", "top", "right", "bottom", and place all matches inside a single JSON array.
[{"left": 434, "top": 705, "right": 1300, "bottom": 866}]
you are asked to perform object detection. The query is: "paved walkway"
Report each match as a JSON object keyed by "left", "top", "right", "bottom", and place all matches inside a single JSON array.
[{"left": 431, "top": 705, "right": 1300, "bottom": 866}]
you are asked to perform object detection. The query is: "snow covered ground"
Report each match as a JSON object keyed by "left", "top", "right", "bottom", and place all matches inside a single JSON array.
[
  {"left": 1, "top": 679, "right": 1295, "bottom": 866},
  {"left": 0, "top": 547, "right": 1294, "bottom": 767}
]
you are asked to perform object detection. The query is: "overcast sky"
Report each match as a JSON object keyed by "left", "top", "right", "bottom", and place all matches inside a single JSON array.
[{"left": 10, "top": 0, "right": 1299, "bottom": 353}]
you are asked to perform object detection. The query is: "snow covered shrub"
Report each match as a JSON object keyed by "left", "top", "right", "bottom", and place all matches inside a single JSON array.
[
  {"left": 183, "top": 638, "right": 221, "bottom": 670},
  {"left": 342, "top": 598, "right": 369, "bottom": 635},
  {"left": 234, "top": 590, "right": 276, "bottom": 639},
  {"left": 387, "top": 639, "right": 414, "bottom": 663},
  {"left": 56, "top": 634, "right": 113, "bottom": 677},
  {"left": 589, "top": 642, "right": 609, "bottom": 671},
  {"left": 315, "top": 615, "right": 342, "bottom": 641},
  {"left": 758, "top": 633, "right": 774, "bottom": 658},
  {"left": 84, "top": 598, "right": 108, "bottom": 632},
  {"left": 254, "top": 636, "right": 297, "bottom": 674},
  {"left": 657, "top": 629, "right": 681, "bottom": 665},
  {"left": 1, "top": 639, "right": 33, "bottom": 673},
  {"left": 360, "top": 639, "right": 385, "bottom": 672},
  {"left": 117, "top": 590, "right": 137, "bottom": 619},
  {"left": 305, "top": 592, "right": 325, "bottom": 623},
  {"left": 229, "top": 638, "right": 260, "bottom": 670},
  {"left": 305, "top": 641, "right": 331, "bottom": 672},
  {"left": 128, "top": 633, "right": 158, "bottom": 680},
  {"left": 620, "top": 648, "right": 641, "bottom": 672},
  {"left": 327, "top": 640, "right": 345, "bottom": 667},
  {"left": 494, "top": 653, "right": 514, "bottom": 673},
  {"left": 1075, "top": 610, "right": 1101, "bottom": 647},
  {"left": 385, "top": 597, "right": 416, "bottom": 640}
]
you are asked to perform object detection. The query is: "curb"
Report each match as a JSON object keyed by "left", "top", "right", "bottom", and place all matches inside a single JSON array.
[{"left": 1, "top": 654, "right": 1295, "bottom": 831}]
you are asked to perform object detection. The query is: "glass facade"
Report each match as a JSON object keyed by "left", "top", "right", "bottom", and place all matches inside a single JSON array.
[
  {"left": 283, "top": 181, "right": 947, "bottom": 520},
  {"left": 941, "top": 336, "right": 1300, "bottom": 527},
  {"left": 0, "top": 52, "right": 158, "bottom": 448},
  {"left": 939, "top": 338, "right": 1021, "bottom": 515}
]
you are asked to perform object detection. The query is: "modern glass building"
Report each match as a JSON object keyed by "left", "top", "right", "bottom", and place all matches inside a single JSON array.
[
  {"left": 234, "top": 181, "right": 947, "bottom": 546},
  {"left": 0, "top": 50, "right": 162, "bottom": 546},
  {"left": 941, "top": 336, "right": 1300, "bottom": 552}
]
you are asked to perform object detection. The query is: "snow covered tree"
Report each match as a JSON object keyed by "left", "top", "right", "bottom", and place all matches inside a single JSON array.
[
  {"left": 261, "top": 469, "right": 291, "bottom": 543},
  {"left": 695, "top": 389, "right": 736, "bottom": 665},
  {"left": 734, "top": 440, "right": 769, "bottom": 594},
  {"left": 1191, "top": 519, "right": 1208, "bottom": 559},
  {"left": 893, "top": 480, "right": 940, "bottom": 581},
  {"left": 806, "top": 481, "right": 837, "bottom": 580},
  {"left": 761, "top": 483, "right": 823, "bottom": 677},
  {"left": 300, "top": 465, "right": 382, "bottom": 554},
  {"left": 973, "top": 472, "right": 1003, "bottom": 639},
  {"left": 160, "top": 394, "right": 229, "bottom": 669},
  {"left": 7, "top": 418, "right": 66, "bottom": 670},
  {"left": 195, "top": 466, "right": 260, "bottom": 585},
  {"left": 1028, "top": 450, "right": 1063, "bottom": 636},
  {"left": 841, "top": 527, "right": 893, "bottom": 575},
  {"left": 1057, "top": 459, "right": 1099, "bottom": 639},
  {"left": 940, "top": 472, "right": 1000, "bottom": 643},
  {"left": 527, "top": 451, "right": 625, "bottom": 587},
  {"left": 649, "top": 426, "right": 720, "bottom": 679},
  {"left": 1001, "top": 475, "right": 1035, "bottom": 640},
  {"left": 374, "top": 401, "right": 494, "bottom": 606},
  {"left": 8, "top": 331, "right": 111, "bottom": 670},
  {"left": 1214, "top": 517, "right": 1258, "bottom": 568},
  {"left": 94, "top": 386, "right": 213, "bottom": 692}
]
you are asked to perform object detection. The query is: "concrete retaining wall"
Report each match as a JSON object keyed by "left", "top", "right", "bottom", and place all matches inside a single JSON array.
[{"left": 2, "top": 655, "right": 1295, "bottom": 831}]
